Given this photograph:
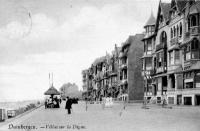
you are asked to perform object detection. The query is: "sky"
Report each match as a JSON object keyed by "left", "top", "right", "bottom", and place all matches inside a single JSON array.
[{"left": 0, "top": 0, "right": 171, "bottom": 102}]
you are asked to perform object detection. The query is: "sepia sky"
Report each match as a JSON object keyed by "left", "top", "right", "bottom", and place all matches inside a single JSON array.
[{"left": 0, "top": 0, "right": 170, "bottom": 101}]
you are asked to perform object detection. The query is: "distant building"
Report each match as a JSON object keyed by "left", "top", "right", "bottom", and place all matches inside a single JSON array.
[
  {"left": 119, "top": 34, "right": 145, "bottom": 101},
  {"left": 82, "top": 34, "right": 144, "bottom": 102}
]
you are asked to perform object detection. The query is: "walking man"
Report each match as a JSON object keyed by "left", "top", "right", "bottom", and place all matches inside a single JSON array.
[{"left": 65, "top": 97, "right": 72, "bottom": 114}]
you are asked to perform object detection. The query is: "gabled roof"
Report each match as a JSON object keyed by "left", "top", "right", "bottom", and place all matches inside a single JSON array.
[
  {"left": 92, "top": 56, "right": 106, "bottom": 66},
  {"left": 155, "top": 1, "right": 171, "bottom": 32},
  {"left": 160, "top": 2, "right": 171, "bottom": 21},
  {"left": 171, "top": 0, "right": 187, "bottom": 12},
  {"left": 144, "top": 12, "right": 156, "bottom": 27},
  {"left": 176, "top": 0, "right": 187, "bottom": 12}
]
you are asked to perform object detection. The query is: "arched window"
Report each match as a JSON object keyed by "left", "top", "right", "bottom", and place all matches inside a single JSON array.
[
  {"left": 191, "top": 15, "right": 197, "bottom": 27},
  {"left": 171, "top": 28, "right": 173, "bottom": 38},
  {"left": 177, "top": 25, "right": 179, "bottom": 37},
  {"left": 180, "top": 22, "right": 182, "bottom": 37},
  {"left": 160, "top": 31, "right": 167, "bottom": 45},
  {"left": 191, "top": 38, "right": 199, "bottom": 50},
  {"left": 173, "top": 26, "right": 176, "bottom": 37}
]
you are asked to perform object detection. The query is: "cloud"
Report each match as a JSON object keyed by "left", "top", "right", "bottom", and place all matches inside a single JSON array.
[{"left": 0, "top": 0, "right": 160, "bottom": 101}]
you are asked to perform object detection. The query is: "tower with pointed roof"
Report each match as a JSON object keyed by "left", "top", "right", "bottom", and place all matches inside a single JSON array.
[{"left": 141, "top": 12, "right": 156, "bottom": 101}]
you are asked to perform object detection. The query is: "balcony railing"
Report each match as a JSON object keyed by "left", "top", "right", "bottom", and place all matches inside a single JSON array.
[
  {"left": 167, "top": 64, "right": 181, "bottom": 71},
  {"left": 156, "top": 44, "right": 167, "bottom": 51},
  {"left": 184, "top": 32, "right": 190, "bottom": 39},
  {"left": 156, "top": 66, "right": 166, "bottom": 73},
  {"left": 184, "top": 59, "right": 200, "bottom": 70},
  {"left": 176, "top": 88, "right": 200, "bottom": 94},
  {"left": 143, "top": 51, "right": 152, "bottom": 57},
  {"left": 170, "top": 37, "right": 178, "bottom": 46},
  {"left": 119, "top": 63, "right": 127, "bottom": 70},
  {"left": 185, "top": 26, "right": 200, "bottom": 39},
  {"left": 190, "top": 26, "right": 200, "bottom": 36}
]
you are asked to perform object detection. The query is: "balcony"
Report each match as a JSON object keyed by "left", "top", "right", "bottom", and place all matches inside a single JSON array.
[
  {"left": 142, "top": 69, "right": 153, "bottom": 77},
  {"left": 110, "top": 81, "right": 118, "bottom": 87},
  {"left": 150, "top": 69, "right": 156, "bottom": 76},
  {"left": 109, "top": 71, "right": 117, "bottom": 76},
  {"left": 156, "top": 67, "right": 165, "bottom": 74},
  {"left": 184, "top": 59, "right": 200, "bottom": 70},
  {"left": 156, "top": 44, "right": 167, "bottom": 51},
  {"left": 167, "top": 64, "right": 181, "bottom": 72},
  {"left": 103, "top": 72, "right": 109, "bottom": 78},
  {"left": 119, "top": 50, "right": 128, "bottom": 58},
  {"left": 143, "top": 51, "right": 152, "bottom": 58},
  {"left": 170, "top": 37, "right": 178, "bottom": 46},
  {"left": 176, "top": 88, "right": 200, "bottom": 94},
  {"left": 190, "top": 26, "right": 200, "bottom": 36},
  {"left": 119, "top": 63, "right": 127, "bottom": 70}
]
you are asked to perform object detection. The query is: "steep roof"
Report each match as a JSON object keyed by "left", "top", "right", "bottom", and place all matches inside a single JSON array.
[
  {"left": 155, "top": 2, "right": 171, "bottom": 32},
  {"left": 92, "top": 56, "right": 106, "bottom": 66},
  {"left": 189, "top": 1, "right": 200, "bottom": 14},
  {"left": 44, "top": 86, "right": 60, "bottom": 95},
  {"left": 144, "top": 12, "right": 156, "bottom": 27},
  {"left": 176, "top": 0, "right": 187, "bottom": 11},
  {"left": 160, "top": 2, "right": 171, "bottom": 21}
]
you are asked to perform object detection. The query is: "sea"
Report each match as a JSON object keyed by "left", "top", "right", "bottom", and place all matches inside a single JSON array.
[{"left": 0, "top": 100, "right": 42, "bottom": 110}]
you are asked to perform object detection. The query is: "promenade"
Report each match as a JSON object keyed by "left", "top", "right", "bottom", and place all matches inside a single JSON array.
[{"left": 0, "top": 101, "right": 200, "bottom": 131}]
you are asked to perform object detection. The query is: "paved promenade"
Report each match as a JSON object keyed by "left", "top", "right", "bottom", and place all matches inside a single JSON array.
[{"left": 0, "top": 101, "right": 200, "bottom": 131}]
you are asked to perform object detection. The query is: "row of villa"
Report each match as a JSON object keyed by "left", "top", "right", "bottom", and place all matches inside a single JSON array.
[
  {"left": 82, "top": 0, "right": 200, "bottom": 106},
  {"left": 82, "top": 34, "right": 144, "bottom": 102}
]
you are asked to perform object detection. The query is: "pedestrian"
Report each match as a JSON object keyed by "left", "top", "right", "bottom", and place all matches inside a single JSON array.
[
  {"left": 65, "top": 97, "right": 72, "bottom": 114},
  {"left": 45, "top": 98, "right": 48, "bottom": 109}
]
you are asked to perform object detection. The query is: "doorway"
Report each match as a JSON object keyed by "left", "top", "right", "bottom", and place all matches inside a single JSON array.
[
  {"left": 195, "top": 95, "right": 200, "bottom": 105},
  {"left": 177, "top": 95, "right": 182, "bottom": 105},
  {"left": 184, "top": 97, "right": 192, "bottom": 105}
]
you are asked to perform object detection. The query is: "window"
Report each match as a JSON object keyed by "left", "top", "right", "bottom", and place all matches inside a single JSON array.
[
  {"left": 147, "top": 40, "right": 152, "bottom": 51},
  {"left": 146, "top": 57, "right": 152, "bottom": 68},
  {"left": 177, "top": 25, "right": 179, "bottom": 37},
  {"left": 169, "top": 51, "right": 174, "bottom": 65},
  {"left": 171, "top": 28, "right": 173, "bottom": 38},
  {"left": 185, "top": 45, "right": 191, "bottom": 61},
  {"left": 173, "top": 26, "right": 176, "bottom": 37},
  {"left": 159, "top": 15, "right": 163, "bottom": 24},
  {"left": 154, "top": 57, "right": 157, "bottom": 68},
  {"left": 175, "top": 50, "right": 180, "bottom": 64},
  {"left": 157, "top": 52, "right": 163, "bottom": 67},
  {"left": 180, "top": 23, "right": 182, "bottom": 37},
  {"left": 160, "top": 31, "right": 167, "bottom": 45},
  {"left": 191, "top": 15, "right": 197, "bottom": 27},
  {"left": 191, "top": 39, "right": 199, "bottom": 59},
  {"left": 191, "top": 39, "right": 199, "bottom": 50}
]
